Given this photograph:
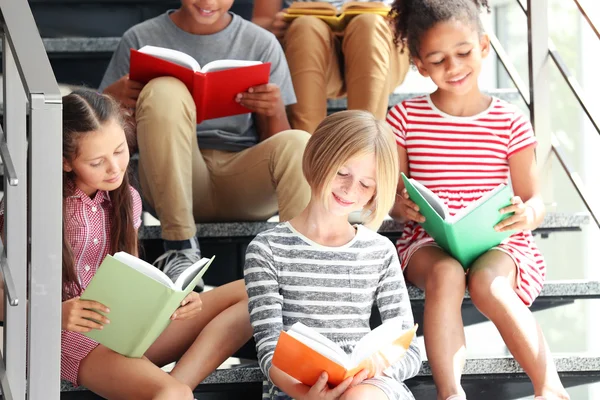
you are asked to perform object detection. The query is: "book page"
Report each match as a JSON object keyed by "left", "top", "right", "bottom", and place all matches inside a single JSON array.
[
  {"left": 287, "top": 2, "right": 337, "bottom": 15},
  {"left": 113, "top": 252, "right": 174, "bottom": 289},
  {"left": 408, "top": 178, "right": 449, "bottom": 220},
  {"left": 287, "top": 323, "right": 350, "bottom": 368},
  {"left": 341, "top": 1, "right": 389, "bottom": 12},
  {"left": 138, "top": 45, "right": 201, "bottom": 72},
  {"left": 174, "top": 257, "right": 212, "bottom": 291},
  {"left": 350, "top": 319, "right": 406, "bottom": 365},
  {"left": 448, "top": 183, "right": 507, "bottom": 224},
  {"left": 200, "top": 59, "right": 262, "bottom": 74}
]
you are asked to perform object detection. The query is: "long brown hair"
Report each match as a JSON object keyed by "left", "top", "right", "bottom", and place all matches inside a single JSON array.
[{"left": 62, "top": 90, "right": 138, "bottom": 300}]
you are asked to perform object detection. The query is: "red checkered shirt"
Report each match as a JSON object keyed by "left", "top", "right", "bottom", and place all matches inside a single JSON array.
[{"left": 1, "top": 184, "right": 143, "bottom": 385}]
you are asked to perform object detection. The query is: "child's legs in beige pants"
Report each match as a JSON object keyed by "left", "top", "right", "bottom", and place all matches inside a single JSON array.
[
  {"left": 284, "top": 14, "right": 410, "bottom": 133},
  {"left": 136, "top": 77, "right": 310, "bottom": 241}
]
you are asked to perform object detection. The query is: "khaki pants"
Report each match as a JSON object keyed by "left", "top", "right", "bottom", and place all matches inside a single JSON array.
[
  {"left": 135, "top": 77, "right": 311, "bottom": 241},
  {"left": 284, "top": 14, "right": 410, "bottom": 133}
]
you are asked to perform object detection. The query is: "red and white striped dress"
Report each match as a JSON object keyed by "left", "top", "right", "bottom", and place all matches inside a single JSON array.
[{"left": 386, "top": 95, "right": 545, "bottom": 306}]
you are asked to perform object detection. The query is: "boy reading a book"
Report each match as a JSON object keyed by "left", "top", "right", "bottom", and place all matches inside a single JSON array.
[
  {"left": 99, "top": 0, "right": 311, "bottom": 286},
  {"left": 245, "top": 110, "right": 421, "bottom": 400},
  {"left": 252, "top": 0, "right": 410, "bottom": 133}
]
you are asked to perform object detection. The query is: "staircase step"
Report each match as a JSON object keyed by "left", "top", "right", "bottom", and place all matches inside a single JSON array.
[
  {"left": 59, "top": 355, "right": 600, "bottom": 393},
  {"left": 408, "top": 279, "right": 600, "bottom": 301},
  {"left": 138, "top": 212, "right": 590, "bottom": 239}
]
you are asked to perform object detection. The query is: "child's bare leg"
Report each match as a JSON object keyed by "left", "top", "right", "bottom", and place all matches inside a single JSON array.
[
  {"left": 145, "top": 279, "right": 252, "bottom": 388},
  {"left": 406, "top": 246, "right": 467, "bottom": 400},
  {"left": 79, "top": 345, "right": 194, "bottom": 400},
  {"left": 468, "top": 250, "right": 568, "bottom": 399}
]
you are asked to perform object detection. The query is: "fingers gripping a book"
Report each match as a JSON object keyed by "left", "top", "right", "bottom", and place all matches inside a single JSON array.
[
  {"left": 62, "top": 297, "right": 111, "bottom": 333},
  {"left": 171, "top": 292, "right": 203, "bottom": 321}
]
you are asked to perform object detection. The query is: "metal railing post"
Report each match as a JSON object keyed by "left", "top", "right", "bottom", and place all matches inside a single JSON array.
[
  {"left": 527, "top": 0, "right": 553, "bottom": 201},
  {"left": 1, "top": 35, "right": 28, "bottom": 400}
]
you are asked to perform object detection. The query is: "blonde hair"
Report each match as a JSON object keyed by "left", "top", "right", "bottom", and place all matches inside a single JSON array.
[{"left": 302, "top": 110, "right": 399, "bottom": 230}]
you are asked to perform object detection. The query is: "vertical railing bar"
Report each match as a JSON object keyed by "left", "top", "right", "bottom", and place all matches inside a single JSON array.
[
  {"left": 551, "top": 139, "right": 600, "bottom": 229},
  {"left": 3, "top": 32, "right": 28, "bottom": 400},
  {"left": 548, "top": 39, "right": 600, "bottom": 136},
  {"left": 27, "top": 94, "right": 62, "bottom": 400},
  {"left": 527, "top": 1, "right": 552, "bottom": 183}
]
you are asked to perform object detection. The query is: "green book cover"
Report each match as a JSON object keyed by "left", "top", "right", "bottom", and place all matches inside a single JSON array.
[
  {"left": 80, "top": 252, "right": 214, "bottom": 358},
  {"left": 401, "top": 173, "right": 515, "bottom": 269}
]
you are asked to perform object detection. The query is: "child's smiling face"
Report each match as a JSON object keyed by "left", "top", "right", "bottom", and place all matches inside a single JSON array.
[
  {"left": 413, "top": 18, "right": 490, "bottom": 95},
  {"left": 328, "top": 153, "right": 377, "bottom": 217},
  {"left": 179, "top": 0, "right": 234, "bottom": 32},
  {"left": 63, "top": 119, "right": 130, "bottom": 197}
]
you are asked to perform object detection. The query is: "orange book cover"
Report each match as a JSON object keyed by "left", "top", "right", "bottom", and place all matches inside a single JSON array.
[
  {"left": 272, "top": 321, "right": 418, "bottom": 387},
  {"left": 129, "top": 46, "right": 271, "bottom": 124}
]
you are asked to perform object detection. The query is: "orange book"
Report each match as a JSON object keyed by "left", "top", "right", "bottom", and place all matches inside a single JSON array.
[
  {"left": 129, "top": 45, "right": 271, "bottom": 124},
  {"left": 283, "top": 1, "right": 391, "bottom": 31},
  {"left": 272, "top": 321, "right": 418, "bottom": 387}
]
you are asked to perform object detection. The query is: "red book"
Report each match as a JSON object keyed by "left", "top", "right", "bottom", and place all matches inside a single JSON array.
[{"left": 129, "top": 45, "right": 271, "bottom": 123}]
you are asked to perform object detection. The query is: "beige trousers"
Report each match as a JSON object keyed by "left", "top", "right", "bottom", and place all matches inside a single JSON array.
[
  {"left": 284, "top": 14, "right": 410, "bottom": 133},
  {"left": 135, "top": 77, "right": 311, "bottom": 241}
]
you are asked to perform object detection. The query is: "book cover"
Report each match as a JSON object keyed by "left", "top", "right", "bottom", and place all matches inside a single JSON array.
[
  {"left": 283, "top": 1, "right": 390, "bottom": 31},
  {"left": 129, "top": 47, "right": 271, "bottom": 124},
  {"left": 272, "top": 321, "right": 417, "bottom": 386},
  {"left": 80, "top": 253, "right": 214, "bottom": 358},
  {"left": 401, "top": 173, "right": 515, "bottom": 269}
]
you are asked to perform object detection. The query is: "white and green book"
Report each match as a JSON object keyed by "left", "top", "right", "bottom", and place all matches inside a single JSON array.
[{"left": 80, "top": 252, "right": 213, "bottom": 357}]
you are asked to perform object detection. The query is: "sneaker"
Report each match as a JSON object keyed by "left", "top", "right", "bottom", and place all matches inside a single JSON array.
[{"left": 153, "top": 248, "right": 204, "bottom": 292}]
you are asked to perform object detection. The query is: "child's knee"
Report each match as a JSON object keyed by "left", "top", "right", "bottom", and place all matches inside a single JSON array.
[
  {"left": 137, "top": 77, "right": 195, "bottom": 121},
  {"left": 467, "top": 267, "right": 512, "bottom": 304},
  {"left": 269, "top": 129, "right": 310, "bottom": 161},
  {"left": 286, "top": 15, "right": 331, "bottom": 41},
  {"left": 425, "top": 259, "right": 465, "bottom": 293}
]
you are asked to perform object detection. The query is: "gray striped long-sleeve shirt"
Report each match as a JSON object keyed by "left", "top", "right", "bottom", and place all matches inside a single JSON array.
[{"left": 244, "top": 222, "right": 421, "bottom": 399}]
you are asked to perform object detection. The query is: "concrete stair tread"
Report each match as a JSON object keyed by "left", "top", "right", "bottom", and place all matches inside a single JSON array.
[
  {"left": 60, "top": 354, "right": 600, "bottom": 391},
  {"left": 408, "top": 279, "right": 600, "bottom": 301},
  {"left": 138, "top": 212, "right": 590, "bottom": 239}
]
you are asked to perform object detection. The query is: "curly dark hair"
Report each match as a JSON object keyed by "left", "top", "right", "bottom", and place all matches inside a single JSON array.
[{"left": 390, "top": 0, "right": 490, "bottom": 59}]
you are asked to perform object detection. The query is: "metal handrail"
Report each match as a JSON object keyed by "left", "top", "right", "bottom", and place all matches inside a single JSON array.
[
  {"left": 1, "top": 0, "right": 63, "bottom": 399},
  {"left": 501, "top": 0, "right": 600, "bottom": 229},
  {"left": 1, "top": 0, "right": 62, "bottom": 102},
  {"left": 548, "top": 39, "right": 600, "bottom": 136}
]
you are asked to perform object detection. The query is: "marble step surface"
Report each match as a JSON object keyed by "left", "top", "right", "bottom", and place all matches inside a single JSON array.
[
  {"left": 60, "top": 354, "right": 600, "bottom": 392},
  {"left": 138, "top": 212, "right": 590, "bottom": 239}
]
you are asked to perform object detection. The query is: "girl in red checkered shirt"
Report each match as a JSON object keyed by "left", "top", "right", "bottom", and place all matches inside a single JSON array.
[{"left": 2, "top": 89, "right": 252, "bottom": 399}]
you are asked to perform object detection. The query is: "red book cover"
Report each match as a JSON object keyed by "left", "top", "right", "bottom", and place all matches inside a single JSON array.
[{"left": 129, "top": 48, "right": 271, "bottom": 123}]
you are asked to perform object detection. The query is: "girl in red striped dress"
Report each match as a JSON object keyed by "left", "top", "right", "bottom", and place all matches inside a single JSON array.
[
  {"left": 50, "top": 90, "right": 251, "bottom": 399},
  {"left": 385, "top": 1, "right": 569, "bottom": 400}
]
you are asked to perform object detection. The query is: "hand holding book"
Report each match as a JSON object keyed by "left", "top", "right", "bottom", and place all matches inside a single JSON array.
[{"left": 62, "top": 297, "right": 111, "bottom": 333}]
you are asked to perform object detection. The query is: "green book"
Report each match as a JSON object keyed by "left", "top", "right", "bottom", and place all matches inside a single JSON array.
[
  {"left": 80, "top": 252, "right": 214, "bottom": 358},
  {"left": 401, "top": 173, "right": 515, "bottom": 269}
]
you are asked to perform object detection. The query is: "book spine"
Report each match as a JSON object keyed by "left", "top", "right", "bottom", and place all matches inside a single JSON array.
[{"left": 193, "top": 73, "right": 207, "bottom": 123}]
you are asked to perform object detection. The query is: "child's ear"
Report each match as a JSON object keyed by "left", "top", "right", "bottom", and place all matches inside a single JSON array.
[
  {"left": 480, "top": 33, "right": 491, "bottom": 59},
  {"left": 63, "top": 157, "right": 73, "bottom": 173},
  {"left": 413, "top": 57, "right": 430, "bottom": 78}
]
